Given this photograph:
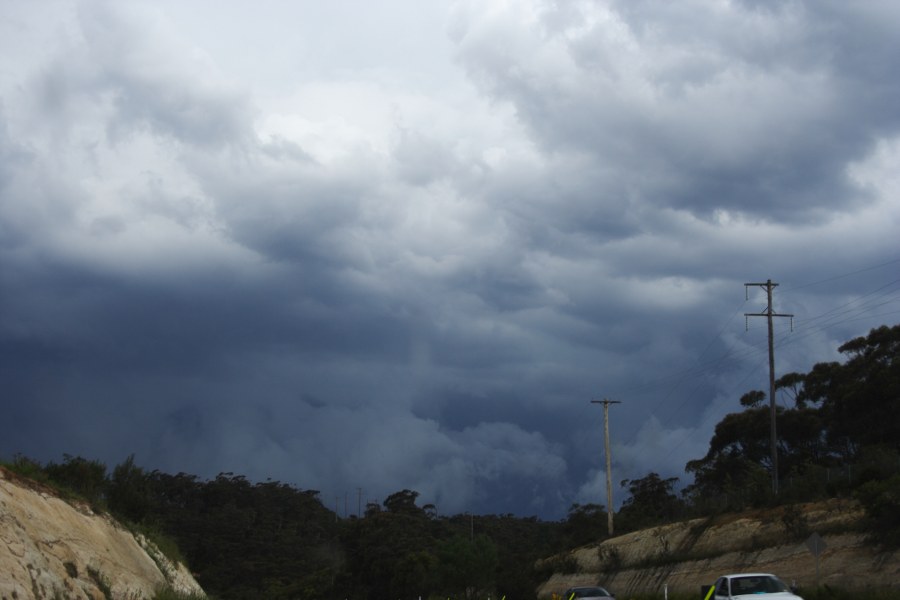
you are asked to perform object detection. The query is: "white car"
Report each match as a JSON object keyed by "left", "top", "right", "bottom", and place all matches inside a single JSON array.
[
  {"left": 565, "top": 586, "right": 615, "bottom": 600},
  {"left": 710, "top": 573, "right": 802, "bottom": 600}
]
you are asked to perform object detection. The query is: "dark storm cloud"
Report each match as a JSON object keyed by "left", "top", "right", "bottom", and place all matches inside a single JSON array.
[{"left": 1, "top": 0, "right": 898, "bottom": 518}]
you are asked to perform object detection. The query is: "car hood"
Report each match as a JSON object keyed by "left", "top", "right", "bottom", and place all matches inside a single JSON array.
[{"left": 733, "top": 593, "right": 802, "bottom": 600}]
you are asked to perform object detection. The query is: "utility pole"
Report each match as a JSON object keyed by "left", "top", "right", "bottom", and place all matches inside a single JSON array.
[
  {"left": 591, "top": 399, "right": 621, "bottom": 536},
  {"left": 744, "top": 279, "right": 793, "bottom": 495}
]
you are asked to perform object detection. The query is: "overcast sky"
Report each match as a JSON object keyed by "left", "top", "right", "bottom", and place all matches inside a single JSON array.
[{"left": 1, "top": 0, "right": 898, "bottom": 520}]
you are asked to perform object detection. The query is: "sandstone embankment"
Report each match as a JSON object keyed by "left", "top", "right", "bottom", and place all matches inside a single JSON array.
[
  {"left": 0, "top": 466, "right": 205, "bottom": 600},
  {"left": 538, "top": 499, "right": 900, "bottom": 597}
]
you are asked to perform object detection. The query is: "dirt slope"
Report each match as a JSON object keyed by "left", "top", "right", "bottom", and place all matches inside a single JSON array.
[
  {"left": 538, "top": 499, "right": 900, "bottom": 597},
  {"left": 0, "top": 466, "right": 205, "bottom": 600}
]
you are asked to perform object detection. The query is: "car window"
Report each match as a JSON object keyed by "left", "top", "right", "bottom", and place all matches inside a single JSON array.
[{"left": 731, "top": 576, "right": 789, "bottom": 595}]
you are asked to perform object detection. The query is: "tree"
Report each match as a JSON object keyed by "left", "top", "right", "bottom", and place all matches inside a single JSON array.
[
  {"left": 685, "top": 323, "right": 900, "bottom": 512},
  {"left": 706, "top": 407, "right": 775, "bottom": 467},
  {"left": 383, "top": 489, "right": 424, "bottom": 515},
  {"left": 108, "top": 454, "right": 151, "bottom": 523},
  {"left": 474, "top": 513, "right": 562, "bottom": 600},
  {"left": 617, "top": 472, "right": 683, "bottom": 531},
  {"left": 684, "top": 451, "right": 771, "bottom": 513},
  {"left": 685, "top": 401, "right": 833, "bottom": 509},
  {"left": 562, "top": 503, "right": 606, "bottom": 547},
  {"left": 437, "top": 534, "right": 498, "bottom": 600},
  {"left": 2, "top": 456, "right": 570, "bottom": 600},
  {"left": 135, "top": 470, "right": 338, "bottom": 600},
  {"left": 43, "top": 454, "right": 107, "bottom": 507},
  {"left": 775, "top": 372, "right": 806, "bottom": 407},
  {"left": 740, "top": 390, "right": 766, "bottom": 408},
  {"left": 391, "top": 550, "right": 438, "bottom": 599},
  {"left": 824, "top": 325, "right": 900, "bottom": 454},
  {"left": 345, "top": 489, "right": 437, "bottom": 600}
]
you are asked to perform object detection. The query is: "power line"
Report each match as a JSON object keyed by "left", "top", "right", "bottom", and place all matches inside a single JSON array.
[
  {"left": 782, "top": 258, "right": 900, "bottom": 292},
  {"left": 769, "top": 280, "right": 900, "bottom": 354}
]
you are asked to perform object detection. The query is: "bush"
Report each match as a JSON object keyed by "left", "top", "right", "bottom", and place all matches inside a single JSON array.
[
  {"left": 152, "top": 586, "right": 208, "bottom": 600},
  {"left": 2, "top": 454, "right": 50, "bottom": 483},
  {"left": 135, "top": 523, "right": 188, "bottom": 573},
  {"left": 855, "top": 474, "right": 900, "bottom": 547},
  {"left": 44, "top": 454, "right": 108, "bottom": 509}
]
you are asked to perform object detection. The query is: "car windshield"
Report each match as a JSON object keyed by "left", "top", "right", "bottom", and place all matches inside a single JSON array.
[
  {"left": 570, "top": 587, "right": 611, "bottom": 598},
  {"left": 730, "top": 576, "right": 789, "bottom": 595}
]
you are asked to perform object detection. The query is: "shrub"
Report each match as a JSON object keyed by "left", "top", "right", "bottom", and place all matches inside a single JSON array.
[
  {"left": 152, "top": 586, "right": 209, "bottom": 600},
  {"left": 2, "top": 454, "right": 49, "bottom": 482},
  {"left": 855, "top": 474, "right": 900, "bottom": 548}
]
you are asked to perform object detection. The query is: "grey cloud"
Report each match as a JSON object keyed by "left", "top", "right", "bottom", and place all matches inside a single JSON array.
[
  {"left": 143, "top": 397, "right": 571, "bottom": 516},
  {"left": 0, "top": 109, "right": 26, "bottom": 190},
  {"left": 1, "top": 1, "right": 898, "bottom": 520},
  {"left": 451, "top": 1, "right": 900, "bottom": 222},
  {"left": 28, "top": 2, "right": 254, "bottom": 148},
  {"left": 0, "top": 113, "right": 33, "bottom": 248},
  {"left": 392, "top": 127, "right": 459, "bottom": 186}
]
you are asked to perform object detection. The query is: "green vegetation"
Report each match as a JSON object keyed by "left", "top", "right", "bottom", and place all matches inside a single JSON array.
[
  {"left": 683, "top": 324, "right": 900, "bottom": 519},
  {"left": 3, "top": 323, "right": 899, "bottom": 599},
  {"left": 151, "top": 587, "right": 210, "bottom": 600},
  {"left": 135, "top": 522, "right": 188, "bottom": 569}
]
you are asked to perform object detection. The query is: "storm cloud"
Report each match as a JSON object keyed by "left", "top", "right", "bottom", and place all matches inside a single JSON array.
[{"left": 1, "top": 0, "right": 898, "bottom": 518}]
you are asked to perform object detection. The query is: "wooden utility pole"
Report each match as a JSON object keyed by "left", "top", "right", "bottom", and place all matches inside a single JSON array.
[
  {"left": 744, "top": 279, "right": 793, "bottom": 495},
  {"left": 591, "top": 399, "right": 621, "bottom": 536}
]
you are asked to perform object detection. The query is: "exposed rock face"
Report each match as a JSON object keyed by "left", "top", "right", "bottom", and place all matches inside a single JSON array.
[
  {"left": 538, "top": 499, "right": 900, "bottom": 598},
  {"left": 0, "top": 466, "right": 206, "bottom": 600}
]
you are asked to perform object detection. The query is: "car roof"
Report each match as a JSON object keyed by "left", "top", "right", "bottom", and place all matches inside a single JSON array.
[
  {"left": 566, "top": 587, "right": 610, "bottom": 593},
  {"left": 567, "top": 586, "right": 609, "bottom": 590}
]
